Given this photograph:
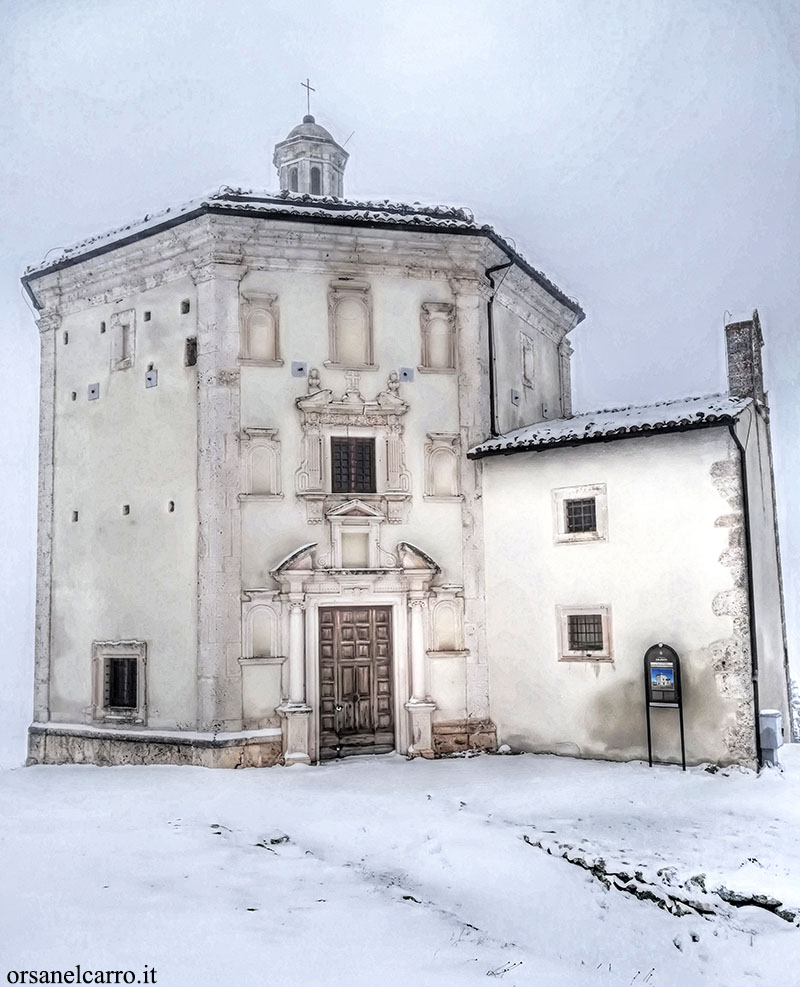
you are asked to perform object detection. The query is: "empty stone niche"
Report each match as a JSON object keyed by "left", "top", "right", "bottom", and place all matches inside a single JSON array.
[
  {"left": 424, "top": 434, "right": 461, "bottom": 499},
  {"left": 327, "top": 281, "right": 373, "bottom": 367},
  {"left": 420, "top": 302, "right": 455, "bottom": 372},
  {"left": 240, "top": 292, "right": 281, "bottom": 365},
  {"left": 240, "top": 603, "right": 283, "bottom": 729},
  {"left": 241, "top": 429, "right": 282, "bottom": 499}
]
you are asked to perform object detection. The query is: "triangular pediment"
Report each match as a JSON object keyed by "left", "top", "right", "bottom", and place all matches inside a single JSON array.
[{"left": 325, "top": 499, "right": 386, "bottom": 520}]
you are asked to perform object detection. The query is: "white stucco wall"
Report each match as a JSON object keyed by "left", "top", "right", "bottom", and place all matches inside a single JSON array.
[
  {"left": 49, "top": 278, "right": 199, "bottom": 729},
  {"left": 482, "top": 427, "right": 760, "bottom": 765}
]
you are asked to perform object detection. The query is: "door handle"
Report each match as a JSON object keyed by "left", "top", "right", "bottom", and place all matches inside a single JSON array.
[{"left": 335, "top": 704, "right": 343, "bottom": 711}]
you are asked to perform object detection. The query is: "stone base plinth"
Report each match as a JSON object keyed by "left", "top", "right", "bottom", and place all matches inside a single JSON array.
[
  {"left": 432, "top": 717, "right": 497, "bottom": 756},
  {"left": 277, "top": 703, "right": 312, "bottom": 765},
  {"left": 27, "top": 724, "right": 282, "bottom": 768},
  {"left": 405, "top": 700, "right": 437, "bottom": 756}
]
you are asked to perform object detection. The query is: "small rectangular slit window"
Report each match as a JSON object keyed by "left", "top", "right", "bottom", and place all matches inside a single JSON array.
[
  {"left": 185, "top": 337, "right": 198, "bottom": 367},
  {"left": 565, "top": 498, "right": 597, "bottom": 534},
  {"left": 100, "top": 322, "right": 106, "bottom": 334},
  {"left": 122, "top": 504, "right": 130, "bottom": 516},
  {"left": 72, "top": 511, "right": 79, "bottom": 522},
  {"left": 144, "top": 311, "right": 151, "bottom": 322},
  {"left": 181, "top": 300, "right": 190, "bottom": 315},
  {"left": 63, "top": 331, "right": 69, "bottom": 345}
]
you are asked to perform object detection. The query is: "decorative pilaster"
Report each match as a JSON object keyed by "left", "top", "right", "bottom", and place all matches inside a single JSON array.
[
  {"left": 194, "top": 262, "right": 246, "bottom": 731},
  {"left": 405, "top": 597, "right": 436, "bottom": 756},
  {"left": 451, "top": 278, "right": 491, "bottom": 722},
  {"left": 33, "top": 310, "right": 59, "bottom": 724},
  {"left": 558, "top": 337, "right": 574, "bottom": 418}
]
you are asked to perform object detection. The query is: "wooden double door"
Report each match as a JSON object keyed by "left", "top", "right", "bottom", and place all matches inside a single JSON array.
[{"left": 319, "top": 607, "right": 394, "bottom": 760}]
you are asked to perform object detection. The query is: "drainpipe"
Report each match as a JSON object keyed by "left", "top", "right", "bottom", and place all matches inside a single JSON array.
[
  {"left": 728, "top": 418, "right": 763, "bottom": 770},
  {"left": 485, "top": 259, "right": 513, "bottom": 437}
]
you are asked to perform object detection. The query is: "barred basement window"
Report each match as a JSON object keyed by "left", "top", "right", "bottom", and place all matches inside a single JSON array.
[
  {"left": 565, "top": 497, "right": 597, "bottom": 534},
  {"left": 106, "top": 655, "right": 138, "bottom": 709},
  {"left": 92, "top": 640, "right": 147, "bottom": 723},
  {"left": 331, "top": 437, "right": 376, "bottom": 493},
  {"left": 558, "top": 606, "right": 612, "bottom": 660}
]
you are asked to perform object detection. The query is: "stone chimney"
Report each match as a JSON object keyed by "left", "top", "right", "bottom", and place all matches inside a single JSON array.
[{"left": 725, "top": 309, "right": 765, "bottom": 403}]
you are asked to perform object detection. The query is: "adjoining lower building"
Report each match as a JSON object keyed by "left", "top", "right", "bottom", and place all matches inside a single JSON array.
[{"left": 22, "top": 115, "right": 789, "bottom": 768}]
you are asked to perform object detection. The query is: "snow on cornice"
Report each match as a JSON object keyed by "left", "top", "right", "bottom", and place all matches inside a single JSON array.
[
  {"left": 468, "top": 393, "right": 753, "bottom": 458},
  {"left": 22, "top": 187, "right": 583, "bottom": 318}
]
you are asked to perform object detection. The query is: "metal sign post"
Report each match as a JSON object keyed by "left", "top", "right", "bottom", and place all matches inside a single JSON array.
[{"left": 643, "top": 643, "right": 686, "bottom": 770}]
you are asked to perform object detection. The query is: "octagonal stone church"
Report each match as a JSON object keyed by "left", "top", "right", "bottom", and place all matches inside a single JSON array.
[{"left": 23, "top": 114, "right": 790, "bottom": 768}]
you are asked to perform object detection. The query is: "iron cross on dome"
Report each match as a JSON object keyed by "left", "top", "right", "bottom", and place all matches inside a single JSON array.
[{"left": 301, "top": 78, "right": 316, "bottom": 116}]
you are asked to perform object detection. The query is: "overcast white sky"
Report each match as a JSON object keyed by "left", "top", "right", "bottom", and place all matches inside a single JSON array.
[{"left": 1, "top": 0, "right": 797, "bottom": 764}]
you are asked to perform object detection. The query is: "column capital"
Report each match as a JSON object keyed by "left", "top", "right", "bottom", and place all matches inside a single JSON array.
[{"left": 408, "top": 598, "right": 428, "bottom": 612}]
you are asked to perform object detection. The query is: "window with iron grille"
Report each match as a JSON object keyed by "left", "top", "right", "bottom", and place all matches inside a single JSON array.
[
  {"left": 558, "top": 606, "right": 611, "bottom": 660},
  {"left": 565, "top": 497, "right": 597, "bottom": 534},
  {"left": 92, "top": 640, "right": 146, "bottom": 723},
  {"left": 331, "top": 437, "right": 376, "bottom": 493},
  {"left": 105, "top": 656, "right": 138, "bottom": 709},
  {"left": 553, "top": 484, "right": 607, "bottom": 543},
  {"left": 567, "top": 614, "right": 604, "bottom": 651}
]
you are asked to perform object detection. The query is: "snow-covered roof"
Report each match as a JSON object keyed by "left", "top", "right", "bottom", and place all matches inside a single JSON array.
[
  {"left": 469, "top": 393, "right": 752, "bottom": 458},
  {"left": 22, "top": 187, "right": 583, "bottom": 318}
]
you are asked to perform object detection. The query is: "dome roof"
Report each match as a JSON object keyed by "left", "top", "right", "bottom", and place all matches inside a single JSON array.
[{"left": 284, "top": 115, "right": 338, "bottom": 144}]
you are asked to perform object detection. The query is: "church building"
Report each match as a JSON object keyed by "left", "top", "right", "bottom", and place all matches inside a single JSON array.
[{"left": 22, "top": 112, "right": 790, "bottom": 768}]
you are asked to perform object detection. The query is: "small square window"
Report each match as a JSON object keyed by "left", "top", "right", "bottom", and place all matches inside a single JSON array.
[
  {"left": 331, "top": 437, "right": 376, "bottom": 493},
  {"left": 565, "top": 498, "right": 596, "bottom": 534},
  {"left": 553, "top": 484, "right": 607, "bottom": 544},
  {"left": 568, "top": 613, "right": 603, "bottom": 651},
  {"left": 558, "top": 606, "right": 612, "bottom": 661}
]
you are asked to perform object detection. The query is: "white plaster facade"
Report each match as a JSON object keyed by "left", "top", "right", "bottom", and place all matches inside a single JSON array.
[{"left": 23, "top": 117, "right": 788, "bottom": 769}]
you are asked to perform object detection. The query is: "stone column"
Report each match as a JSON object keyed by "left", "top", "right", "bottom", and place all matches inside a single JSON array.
[
  {"left": 408, "top": 598, "right": 427, "bottom": 701},
  {"left": 451, "top": 278, "right": 492, "bottom": 728},
  {"left": 194, "top": 261, "right": 245, "bottom": 732},
  {"left": 288, "top": 600, "right": 306, "bottom": 704},
  {"left": 405, "top": 598, "right": 436, "bottom": 756},
  {"left": 32, "top": 310, "right": 59, "bottom": 728},
  {"left": 277, "top": 599, "right": 312, "bottom": 765}
]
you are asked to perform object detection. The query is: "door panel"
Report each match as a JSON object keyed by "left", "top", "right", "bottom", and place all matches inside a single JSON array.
[{"left": 319, "top": 607, "right": 394, "bottom": 759}]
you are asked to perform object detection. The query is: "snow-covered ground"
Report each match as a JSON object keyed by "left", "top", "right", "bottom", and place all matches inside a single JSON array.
[{"left": 3, "top": 749, "right": 800, "bottom": 986}]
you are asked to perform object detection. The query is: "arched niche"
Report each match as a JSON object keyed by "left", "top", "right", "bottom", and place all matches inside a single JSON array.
[
  {"left": 241, "top": 428, "right": 282, "bottom": 501},
  {"left": 240, "top": 292, "right": 281, "bottom": 365},
  {"left": 247, "top": 605, "right": 278, "bottom": 658},
  {"left": 327, "top": 282, "right": 373, "bottom": 367},
  {"left": 420, "top": 302, "right": 455, "bottom": 372},
  {"left": 424, "top": 433, "right": 461, "bottom": 500}
]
